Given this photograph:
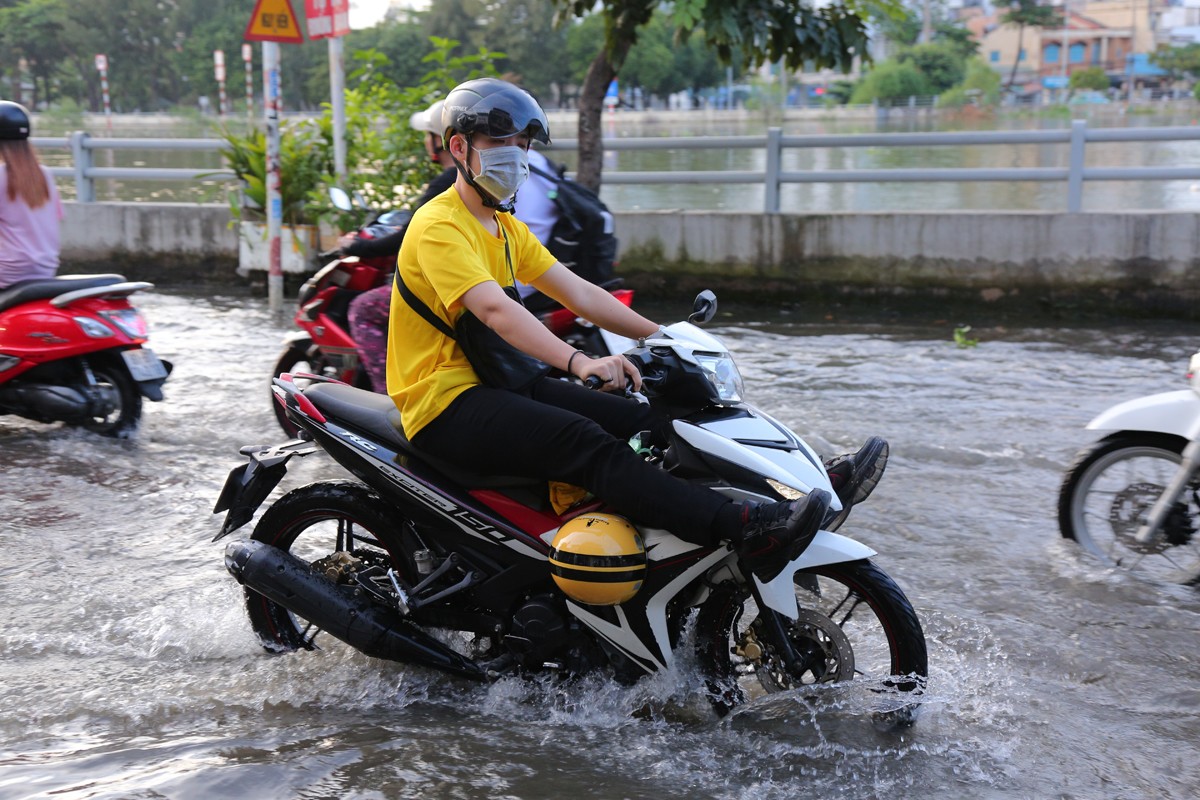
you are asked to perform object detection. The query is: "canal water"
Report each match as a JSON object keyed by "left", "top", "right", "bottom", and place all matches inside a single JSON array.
[
  {"left": 2, "top": 288, "right": 1199, "bottom": 798},
  {"left": 30, "top": 107, "right": 1200, "bottom": 213}
]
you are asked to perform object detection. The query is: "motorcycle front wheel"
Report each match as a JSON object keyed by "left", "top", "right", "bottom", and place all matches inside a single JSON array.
[
  {"left": 82, "top": 357, "right": 142, "bottom": 438},
  {"left": 695, "top": 559, "right": 927, "bottom": 722},
  {"left": 1058, "top": 432, "right": 1200, "bottom": 584},
  {"left": 246, "top": 480, "right": 413, "bottom": 653}
]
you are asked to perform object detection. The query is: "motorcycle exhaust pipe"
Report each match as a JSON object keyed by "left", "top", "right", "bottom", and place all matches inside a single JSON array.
[
  {"left": 224, "top": 539, "right": 487, "bottom": 681},
  {"left": 0, "top": 383, "right": 104, "bottom": 423}
]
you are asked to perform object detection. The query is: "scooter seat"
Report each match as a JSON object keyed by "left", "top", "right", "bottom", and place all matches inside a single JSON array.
[
  {"left": 303, "top": 383, "right": 544, "bottom": 491},
  {"left": 0, "top": 274, "right": 126, "bottom": 314}
]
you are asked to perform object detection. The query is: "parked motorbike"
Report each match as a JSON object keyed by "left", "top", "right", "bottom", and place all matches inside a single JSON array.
[
  {"left": 0, "top": 273, "right": 171, "bottom": 438},
  {"left": 269, "top": 190, "right": 636, "bottom": 438},
  {"left": 1059, "top": 349, "right": 1200, "bottom": 585},
  {"left": 218, "top": 291, "right": 927, "bottom": 720}
]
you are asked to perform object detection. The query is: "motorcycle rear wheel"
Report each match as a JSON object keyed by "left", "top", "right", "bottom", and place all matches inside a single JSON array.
[
  {"left": 1058, "top": 432, "right": 1200, "bottom": 584},
  {"left": 81, "top": 358, "right": 142, "bottom": 438},
  {"left": 246, "top": 480, "right": 412, "bottom": 653},
  {"left": 695, "top": 559, "right": 927, "bottom": 722}
]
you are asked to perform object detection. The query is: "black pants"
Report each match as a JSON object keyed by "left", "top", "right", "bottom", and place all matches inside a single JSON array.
[{"left": 412, "top": 378, "right": 733, "bottom": 546}]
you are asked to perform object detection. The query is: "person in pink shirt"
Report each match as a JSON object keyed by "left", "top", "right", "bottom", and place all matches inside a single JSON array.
[{"left": 0, "top": 101, "right": 63, "bottom": 289}]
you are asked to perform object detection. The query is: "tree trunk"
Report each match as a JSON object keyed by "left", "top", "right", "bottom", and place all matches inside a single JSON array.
[
  {"left": 575, "top": 49, "right": 618, "bottom": 193},
  {"left": 1007, "top": 25, "right": 1025, "bottom": 90}
]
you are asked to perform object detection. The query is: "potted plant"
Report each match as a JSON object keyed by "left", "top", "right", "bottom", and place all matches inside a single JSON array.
[{"left": 216, "top": 120, "right": 333, "bottom": 276}]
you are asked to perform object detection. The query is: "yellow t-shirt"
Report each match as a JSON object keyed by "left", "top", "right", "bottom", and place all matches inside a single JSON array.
[{"left": 386, "top": 186, "right": 558, "bottom": 438}]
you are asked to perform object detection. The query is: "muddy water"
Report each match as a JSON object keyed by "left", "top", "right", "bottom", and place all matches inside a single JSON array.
[{"left": 2, "top": 289, "right": 1199, "bottom": 799}]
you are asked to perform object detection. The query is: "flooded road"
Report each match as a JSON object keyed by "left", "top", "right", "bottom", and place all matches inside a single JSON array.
[{"left": 2, "top": 289, "right": 1199, "bottom": 799}]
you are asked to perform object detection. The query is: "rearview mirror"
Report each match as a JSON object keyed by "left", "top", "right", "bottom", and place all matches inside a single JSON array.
[
  {"left": 689, "top": 290, "right": 718, "bottom": 325},
  {"left": 328, "top": 187, "right": 352, "bottom": 211}
]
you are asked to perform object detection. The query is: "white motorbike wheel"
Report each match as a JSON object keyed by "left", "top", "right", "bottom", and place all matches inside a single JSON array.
[{"left": 1058, "top": 433, "right": 1200, "bottom": 585}]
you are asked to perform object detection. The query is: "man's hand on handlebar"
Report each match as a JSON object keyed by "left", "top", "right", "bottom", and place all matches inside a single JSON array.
[{"left": 575, "top": 354, "right": 641, "bottom": 394}]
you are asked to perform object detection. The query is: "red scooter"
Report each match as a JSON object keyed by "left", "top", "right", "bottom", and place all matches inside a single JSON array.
[
  {"left": 0, "top": 274, "right": 171, "bottom": 438},
  {"left": 270, "top": 198, "right": 635, "bottom": 438}
]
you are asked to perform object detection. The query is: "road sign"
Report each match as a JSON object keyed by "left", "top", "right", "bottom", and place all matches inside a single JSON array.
[
  {"left": 305, "top": 0, "right": 350, "bottom": 40},
  {"left": 95, "top": 54, "right": 107, "bottom": 71},
  {"left": 244, "top": 0, "right": 305, "bottom": 44}
]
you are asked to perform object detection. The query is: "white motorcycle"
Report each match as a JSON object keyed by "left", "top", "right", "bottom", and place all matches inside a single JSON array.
[
  {"left": 215, "top": 291, "right": 927, "bottom": 719},
  {"left": 1058, "top": 350, "right": 1200, "bottom": 585}
]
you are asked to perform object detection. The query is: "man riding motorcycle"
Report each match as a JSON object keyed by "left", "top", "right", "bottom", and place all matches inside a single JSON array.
[{"left": 384, "top": 78, "right": 887, "bottom": 579}]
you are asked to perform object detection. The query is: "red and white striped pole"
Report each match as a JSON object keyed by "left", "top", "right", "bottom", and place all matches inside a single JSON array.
[
  {"left": 242, "top": 44, "right": 254, "bottom": 122},
  {"left": 213, "top": 50, "right": 227, "bottom": 117},
  {"left": 95, "top": 54, "right": 111, "bottom": 130}
]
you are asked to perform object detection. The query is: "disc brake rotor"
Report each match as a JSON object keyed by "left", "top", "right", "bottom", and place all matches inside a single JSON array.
[
  {"left": 1109, "top": 482, "right": 1192, "bottom": 556},
  {"left": 742, "top": 608, "right": 856, "bottom": 693}
]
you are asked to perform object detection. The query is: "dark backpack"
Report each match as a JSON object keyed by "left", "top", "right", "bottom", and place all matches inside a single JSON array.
[{"left": 530, "top": 163, "right": 619, "bottom": 286}]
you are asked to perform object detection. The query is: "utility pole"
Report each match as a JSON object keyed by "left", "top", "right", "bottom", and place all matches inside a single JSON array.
[
  {"left": 1126, "top": 0, "right": 1138, "bottom": 102},
  {"left": 1060, "top": 0, "right": 1069, "bottom": 84},
  {"left": 922, "top": 0, "right": 933, "bottom": 44}
]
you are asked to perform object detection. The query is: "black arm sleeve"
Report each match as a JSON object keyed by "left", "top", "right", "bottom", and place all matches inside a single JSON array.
[
  {"left": 342, "top": 227, "right": 407, "bottom": 258},
  {"left": 340, "top": 168, "right": 458, "bottom": 258}
]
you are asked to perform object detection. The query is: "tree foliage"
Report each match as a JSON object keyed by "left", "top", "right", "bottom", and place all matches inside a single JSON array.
[
  {"left": 1000, "top": 0, "right": 1063, "bottom": 90},
  {"left": 1068, "top": 66, "right": 1109, "bottom": 93},
  {"left": 0, "top": 0, "right": 442, "bottom": 112},
  {"left": 895, "top": 42, "right": 966, "bottom": 94},
  {"left": 1150, "top": 43, "right": 1200, "bottom": 82},
  {"left": 849, "top": 60, "right": 930, "bottom": 104},
  {"left": 551, "top": 0, "right": 891, "bottom": 189},
  {"left": 938, "top": 58, "right": 1002, "bottom": 108}
]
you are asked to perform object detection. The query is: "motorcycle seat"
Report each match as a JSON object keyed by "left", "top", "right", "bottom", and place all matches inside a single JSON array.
[
  {"left": 303, "top": 383, "right": 545, "bottom": 491},
  {"left": 0, "top": 274, "right": 126, "bottom": 314}
]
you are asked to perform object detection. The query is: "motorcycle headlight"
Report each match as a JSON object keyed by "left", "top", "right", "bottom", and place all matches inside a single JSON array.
[
  {"left": 766, "top": 479, "right": 807, "bottom": 500},
  {"left": 693, "top": 352, "right": 744, "bottom": 403},
  {"left": 98, "top": 308, "right": 149, "bottom": 338}
]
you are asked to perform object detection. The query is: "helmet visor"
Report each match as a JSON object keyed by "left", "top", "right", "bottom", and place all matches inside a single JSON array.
[{"left": 477, "top": 106, "right": 549, "bottom": 144}]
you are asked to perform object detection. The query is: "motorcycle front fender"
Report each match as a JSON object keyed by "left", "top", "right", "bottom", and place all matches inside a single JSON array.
[
  {"left": 752, "top": 530, "right": 877, "bottom": 619},
  {"left": 282, "top": 330, "right": 313, "bottom": 348},
  {"left": 1087, "top": 389, "right": 1200, "bottom": 441}
]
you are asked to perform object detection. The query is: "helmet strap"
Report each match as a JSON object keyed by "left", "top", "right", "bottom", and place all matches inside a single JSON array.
[{"left": 451, "top": 136, "right": 515, "bottom": 214}]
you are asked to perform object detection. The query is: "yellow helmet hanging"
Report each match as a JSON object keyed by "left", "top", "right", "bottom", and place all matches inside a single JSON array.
[{"left": 549, "top": 513, "right": 646, "bottom": 606}]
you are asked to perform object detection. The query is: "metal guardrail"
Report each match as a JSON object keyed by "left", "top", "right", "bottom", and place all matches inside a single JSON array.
[{"left": 32, "top": 120, "right": 1200, "bottom": 213}]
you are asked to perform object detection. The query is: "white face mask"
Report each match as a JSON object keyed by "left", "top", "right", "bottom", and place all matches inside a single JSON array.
[{"left": 473, "top": 145, "right": 529, "bottom": 204}]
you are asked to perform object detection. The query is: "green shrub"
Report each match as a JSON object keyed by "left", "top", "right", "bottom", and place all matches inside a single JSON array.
[
  {"left": 849, "top": 61, "right": 931, "bottom": 105},
  {"left": 940, "top": 58, "right": 1002, "bottom": 107}
]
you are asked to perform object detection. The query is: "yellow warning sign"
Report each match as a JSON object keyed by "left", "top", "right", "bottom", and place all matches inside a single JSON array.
[{"left": 244, "top": 0, "right": 305, "bottom": 44}]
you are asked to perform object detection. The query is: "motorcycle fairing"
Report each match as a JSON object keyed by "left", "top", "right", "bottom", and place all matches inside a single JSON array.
[
  {"left": 753, "top": 529, "right": 877, "bottom": 618},
  {"left": 312, "top": 419, "right": 552, "bottom": 561},
  {"left": 598, "top": 328, "right": 637, "bottom": 358},
  {"left": 672, "top": 413, "right": 838, "bottom": 507},
  {"left": 1088, "top": 389, "right": 1200, "bottom": 441},
  {"left": 566, "top": 541, "right": 730, "bottom": 674}
]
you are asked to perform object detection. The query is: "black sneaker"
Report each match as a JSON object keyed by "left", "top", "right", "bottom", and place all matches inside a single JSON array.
[
  {"left": 825, "top": 436, "right": 889, "bottom": 508},
  {"left": 737, "top": 489, "right": 831, "bottom": 582}
]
